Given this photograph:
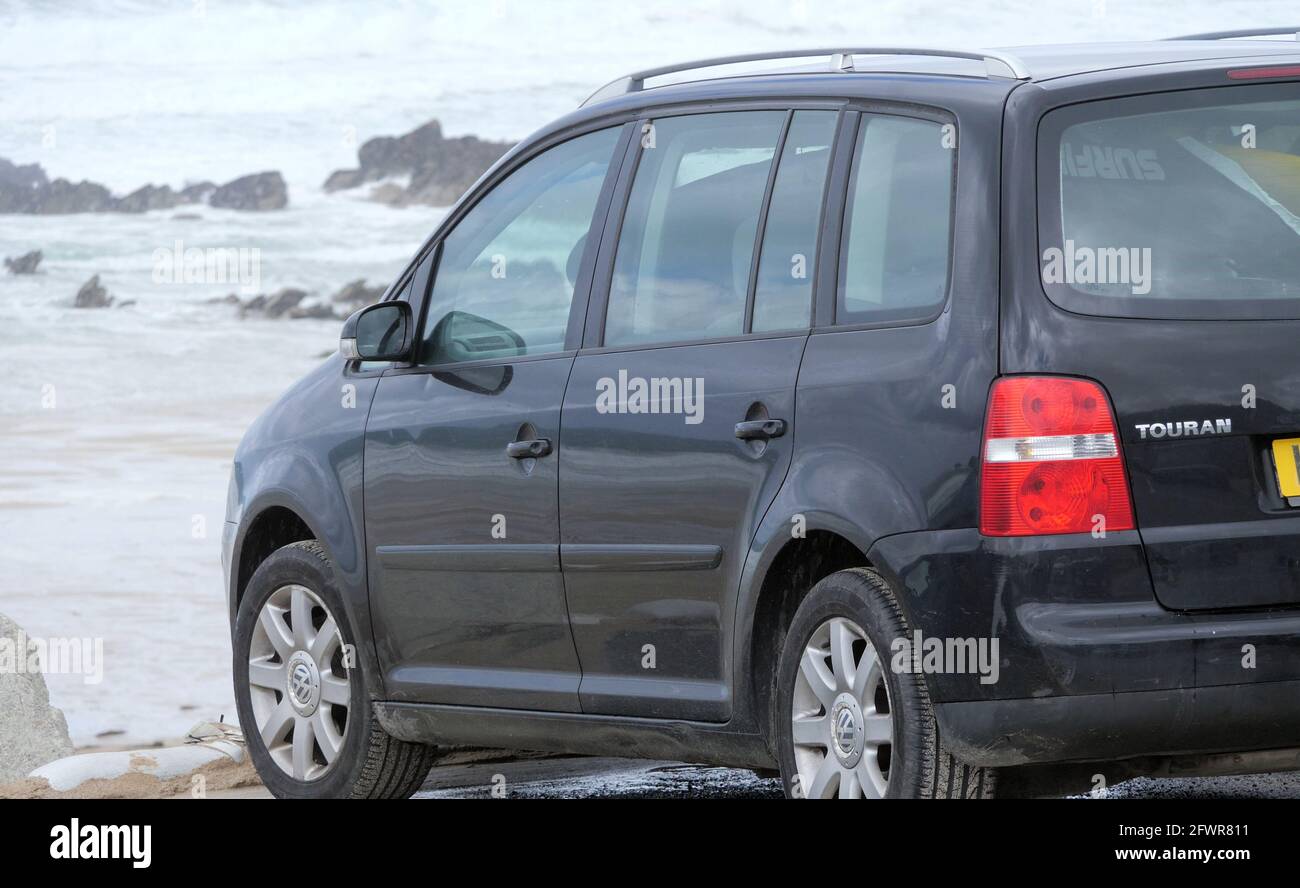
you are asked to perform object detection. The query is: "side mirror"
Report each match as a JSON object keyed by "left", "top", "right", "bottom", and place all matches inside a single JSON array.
[{"left": 341, "top": 302, "right": 413, "bottom": 362}]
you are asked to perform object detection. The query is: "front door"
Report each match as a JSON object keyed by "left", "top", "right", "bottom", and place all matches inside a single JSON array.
[{"left": 364, "top": 125, "right": 625, "bottom": 710}]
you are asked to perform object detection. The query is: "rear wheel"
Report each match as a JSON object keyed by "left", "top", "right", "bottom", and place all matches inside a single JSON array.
[
  {"left": 233, "top": 540, "right": 438, "bottom": 798},
  {"left": 773, "top": 567, "right": 995, "bottom": 799}
]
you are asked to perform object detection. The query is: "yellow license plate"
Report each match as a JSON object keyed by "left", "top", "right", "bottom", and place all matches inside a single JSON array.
[{"left": 1273, "top": 437, "right": 1300, "bottom": 498}]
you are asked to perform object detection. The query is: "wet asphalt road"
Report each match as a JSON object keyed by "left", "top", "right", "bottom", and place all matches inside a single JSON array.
[{"left": 410, "top": 756, "right": 1300, "bottom": 799}]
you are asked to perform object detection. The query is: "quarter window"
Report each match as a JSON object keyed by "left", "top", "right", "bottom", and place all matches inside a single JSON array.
[{"left": 838, "top": 114, "right": 954, "bottom": 325}]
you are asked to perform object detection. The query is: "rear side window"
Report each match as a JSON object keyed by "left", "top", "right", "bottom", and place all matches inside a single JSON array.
[
  {"left": 838, "top": 114, "right": 954, "bottom": 325},
  {"left": 1040, "top": 84, "right": 1300, "bottom": 320},
  {"left": 752, "top": 110, "right": 838, "bottom": 332},
  {"left": 604, "top": 111, "right": 786, "bottom": 347}
]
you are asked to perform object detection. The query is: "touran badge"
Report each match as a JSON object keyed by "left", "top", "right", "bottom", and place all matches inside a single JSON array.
[{"left": 1135, "top": 419, "right": 1232, "bottom": 440}]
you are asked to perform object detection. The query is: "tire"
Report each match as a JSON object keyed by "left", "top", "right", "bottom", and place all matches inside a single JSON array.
[
  {"left": 233, "top": 540, "right": 438, "bottom": 798},
  {"left": 773, "top": 567, "right": 995, "bottom": 799}
]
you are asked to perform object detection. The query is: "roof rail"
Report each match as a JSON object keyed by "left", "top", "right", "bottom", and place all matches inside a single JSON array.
[
  {"left": 580, "top": 47, "right": 1031, "bottom": 108},
  {"left": 1167, "top": 27, "right": 1300, "bottom": 41}
]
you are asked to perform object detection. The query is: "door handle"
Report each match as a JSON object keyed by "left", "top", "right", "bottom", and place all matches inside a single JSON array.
[
  {"left": 506, "top": 438, "right": 552, "bottom": 459},
  {"left": 734, "top": 419, "right": 787, "bottom": 441}
]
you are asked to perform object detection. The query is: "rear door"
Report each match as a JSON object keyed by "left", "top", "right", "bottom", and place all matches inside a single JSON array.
[
  {"left": 1028, "top": 81, "right": 1300, "bottom": 610},
  {"left": 559, "top": 108, "right": 841, "bottom": 720}
]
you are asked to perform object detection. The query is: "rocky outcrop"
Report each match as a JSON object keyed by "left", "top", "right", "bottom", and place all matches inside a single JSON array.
[
  {"left": 0, "top": 158, "right": 283, "bottom": 214},
  {"left": 0, "top": 613, "right": 75, "bottom": 785},
  {"left": 332, "top": 278, "right": 388, "bottom": 314},
  {"left": 27, "top": 179, "right": 116, "bottom": 214},
  {"left": 323, "top": 119, "right": 511, "bottom": 208},
  {"left": 73, "top": 275, "right": 113, "bottom": 308},
  {"left": 239, "top": 287, "right": 308, "bottom": 319},
  {"left": 115, "top": 181, "right": 213, "bottom": 213},
  {"left": 209, "top": 172, "right": 287, "bottom": 211},
  {"left": 0, "top": 158, "right": 45, "bottom": 191},
  {"left": 4, "top": 250, "right": 42, "bottom": 274},
  {"left": 231, "top": 279, "right": 388, "bottom": 321}
]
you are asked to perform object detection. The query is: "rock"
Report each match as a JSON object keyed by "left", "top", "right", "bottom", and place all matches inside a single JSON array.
[
  {"left": 288, "top": 303, "right": 338, "bottom": 320},
  {"left": 358, "top": 120, "right": 447, "bottom": 178},
  {"left": 0, "top": 157, "right": 47, "bottom": 190},
  {"left": 323, "top": 168, "right": 365, "bottom": 191},
  {"left": 332, "top": 278, "right": 387, "bottom": 311},
  {"left": 27, "top": 178, "right": 116, "bottom": 214},
  {"left": 210, "top": 171, "right": 287, "bottom": 211},
  {"left": 115, "top": 184, "right": 182, "bottom": 213},
  {"left": 323, "top": 118, "right": 511, "bottom": 208},
  {"left": 404, "top": 133, "right": 509, "bottom": 206},
  {"left": 178, "top": 181, "right": 216, "bottom": 203},
  {"left": 0, "top": 613, "right": 75, "bottom": 784},
  {"left": 233, "top": 280, "right": 387, "bottom": 321},
  {"left": 367, "top": 182, "right": 407, "bottom": 206},
  {"left": 73, "top": 275, "right": 113, "bottom": 308},
  {"left": 119, "top": 181, "right": 213, "bottom": 214},
  {"left": 240, "top": 287, "right": 308, "bottom": 319},
  {"left": 0, "top": 157, "right": 276, "bottom": 214},
  {"left": 262, "top": 288, "right": 308, "bottom": 318},
  {"left": 4, "top": 250, "right": 42, "bottom": 275},
  {"left": 233, "top": 279, "right": 392, "bottom": 321}
]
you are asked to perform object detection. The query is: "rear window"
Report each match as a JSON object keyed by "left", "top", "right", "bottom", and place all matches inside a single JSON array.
[{"left": 1039, "top": 84, "right": 1300, "bottom": 320}]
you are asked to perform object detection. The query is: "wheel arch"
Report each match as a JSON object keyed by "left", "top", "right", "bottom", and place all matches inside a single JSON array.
[
  {"left": 229, "top": 483, "right": 384, "bottom": 699},
  {"left": 736, "top": 513, "right": 876, "bottom": 752},
  {"left": 233, "top": 502, "right": 317, "bottom": 619}
]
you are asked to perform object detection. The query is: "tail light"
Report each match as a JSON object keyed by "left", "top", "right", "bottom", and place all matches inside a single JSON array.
[
  {"left": 1228, "top": 65, "right": 1300, "bottom": 80},
  {"left": 979, "top": 376, "right": 1134, "bottom": 537}
]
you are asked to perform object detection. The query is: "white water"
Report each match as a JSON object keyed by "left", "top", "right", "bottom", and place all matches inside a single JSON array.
[{"left": 0, "top": 0, "right": 1290, "bottom": 745}]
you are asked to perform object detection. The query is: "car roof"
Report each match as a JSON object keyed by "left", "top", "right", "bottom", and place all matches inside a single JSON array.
[
  {"left": 997, "top": 39, "right": 1300, "bottom": 82},
  {"left": 500, "top": 37, "right": 1300, "bottom": 171},
  {"left": 573, "top": 39, "right": 1300, "bottom": 111}
]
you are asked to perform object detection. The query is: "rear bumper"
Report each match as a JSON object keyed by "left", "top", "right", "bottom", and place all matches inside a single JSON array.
[
  {"left": 937, "top": 681, "right": 1300, "bottom": 767},
  {"left": 868, "top": 527, "right": 1300, "bottom": 765}
]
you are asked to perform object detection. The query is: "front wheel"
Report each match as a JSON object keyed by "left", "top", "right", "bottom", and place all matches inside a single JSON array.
[
  {"left": 773, "top": 567, "right": 995, "bottom": 799},
  {"left": 233, "top": 540, "right": 438, "bottom": 798}
]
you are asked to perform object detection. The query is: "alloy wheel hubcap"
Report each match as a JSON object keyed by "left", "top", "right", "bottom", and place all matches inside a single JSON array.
[
  {"left": 790, "top": 616, "right": 892, "bottom": 798},
  {"left": 285, "top": 651, "right": 321, "bottom": 716},
  {"left": 247, "top": 584, "right": 351, "bottom": 782},
  {"left": 830, "top": 694, "right": 864, "bottom": 766}
]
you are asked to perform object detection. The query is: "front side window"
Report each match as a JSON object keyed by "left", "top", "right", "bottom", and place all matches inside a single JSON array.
[
  {"left": 419, "top": 127, "right": 620, "bottom": 365},
  {"left": 838, "top": 114, "right": 954, "bottom": 325},
  {"left": 1040, "top": 85, "right": 1300, "bottom": 320},
  {"left": 604, "top": 111, "right": 786, "bottom": 347}
]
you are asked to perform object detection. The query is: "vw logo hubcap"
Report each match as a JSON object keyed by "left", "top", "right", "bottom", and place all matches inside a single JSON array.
[
  {"left": 830, "top": 694, "right": 864, "bottom": 767},
  {"left": 285, "top": 651, "right": 321, "bottom": 716}
]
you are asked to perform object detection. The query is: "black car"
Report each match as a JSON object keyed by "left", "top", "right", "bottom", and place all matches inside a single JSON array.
[{"left": 224, "top": 31, "right": 1300, "bottom": 798}]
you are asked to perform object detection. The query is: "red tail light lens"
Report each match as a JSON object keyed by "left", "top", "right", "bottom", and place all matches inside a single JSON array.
[
  {"left": 1228, "top": 65, "right": 1300, "bottom": 81},
  {"left": 979, "top": 376, "right": 1135, "bottom": 537}
]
